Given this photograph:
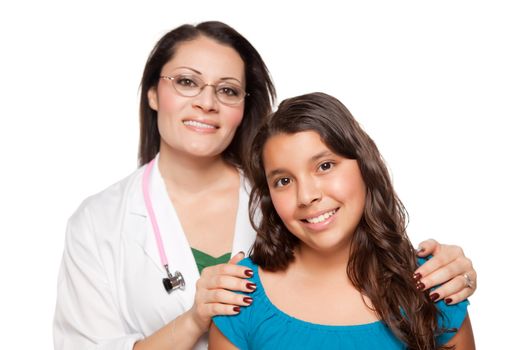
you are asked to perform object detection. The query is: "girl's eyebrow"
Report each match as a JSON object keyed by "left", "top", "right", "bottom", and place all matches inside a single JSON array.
[
  {"left": 265, "top": 168, "right": 285, "bottom": 181},
  {"left": 265, "top": 150, "right": 334, "bottom": 180},
  {"left": 310, "top": 150, "right": 333, "bottom": 162}
]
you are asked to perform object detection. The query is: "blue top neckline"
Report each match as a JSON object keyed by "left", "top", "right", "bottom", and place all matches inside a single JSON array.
[
  {"left": 246, "top": 257, "right": 385, "bottom": 332},
  {"left": 213, "top": 256, "right": 468, "bottom": 348}
]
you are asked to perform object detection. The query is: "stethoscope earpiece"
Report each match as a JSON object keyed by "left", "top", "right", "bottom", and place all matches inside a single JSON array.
[{"left": 163, "top": 270, "right": 185, "bottom": 293}]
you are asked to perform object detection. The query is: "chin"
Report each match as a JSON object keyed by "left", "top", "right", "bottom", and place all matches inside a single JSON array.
[
  {"left": 183, "top": 144, "right": 224, "bottom": 158},
  {"left": 303, "top": 239, "right": 351, "bottom": 255}
]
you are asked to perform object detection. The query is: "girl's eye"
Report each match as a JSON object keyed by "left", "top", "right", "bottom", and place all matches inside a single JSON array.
[
  {"left": 319, "top": 161, "right": 334, "bottom": 171},
  {"left": 275, "top": 177, "right": 291, "bottom": 188}
]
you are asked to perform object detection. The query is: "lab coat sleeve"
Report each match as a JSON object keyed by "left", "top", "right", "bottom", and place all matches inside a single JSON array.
[{"left": 54, "top": 203, "right": 143, "bottom": 350}]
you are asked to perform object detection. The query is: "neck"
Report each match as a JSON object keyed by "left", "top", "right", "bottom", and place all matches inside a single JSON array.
[
  {"left": 158, "top": 144, "right": 237, "bottom": 195},
  {"left": 292, "top": 242, "right": 350, "bottom": 279}
]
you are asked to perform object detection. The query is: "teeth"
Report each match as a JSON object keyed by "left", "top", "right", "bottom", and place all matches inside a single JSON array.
[
  {"left": 183, "top": 120, "right": 216, "bottom": 129},
  {"left": 305, "top": 209, "right": 336, "bottom": 224}
]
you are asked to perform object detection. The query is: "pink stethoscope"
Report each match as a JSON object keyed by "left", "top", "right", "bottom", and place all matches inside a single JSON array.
[{"left": 142, "top": 159, "right": 186, "bottom": 293}]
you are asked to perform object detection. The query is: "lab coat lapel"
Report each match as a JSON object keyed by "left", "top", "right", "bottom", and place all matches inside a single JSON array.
[
  {"left": 128, "top": 160, "right": 199, "bottom": 311},
  {"left": 128, "top": 167, "right": 164, "bottom": 274},
  {"left": 150, "top": 159, "right": 199, "bottom": 309}
]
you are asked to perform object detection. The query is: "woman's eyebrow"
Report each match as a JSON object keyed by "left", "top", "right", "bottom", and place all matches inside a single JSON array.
[
  {"left": 173, "top": 66, "right": 242, "bottom": 83},
  {"left": 173, "top": 66, "right": 202, "bottom": 74}
]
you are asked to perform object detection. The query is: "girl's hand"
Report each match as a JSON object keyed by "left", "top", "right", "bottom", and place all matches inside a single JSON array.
[
  {"left": 188, "top": 252, "right": 256, "bottom": 332},
  {"left": 414, "top": 239, "right": 476, "bottom": 304}
]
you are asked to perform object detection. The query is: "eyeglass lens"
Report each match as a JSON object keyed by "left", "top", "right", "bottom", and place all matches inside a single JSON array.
[{"left": 169, "top": 74, "right": 245, "bottom": 105}]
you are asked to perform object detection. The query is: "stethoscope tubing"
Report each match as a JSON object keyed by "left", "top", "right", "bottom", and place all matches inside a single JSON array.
[
  {"left": 142, "top": 159, "right": 170, "bottom": 267},
  {"left": 142, "top": 158, "right": 185, "bottom": 292}
]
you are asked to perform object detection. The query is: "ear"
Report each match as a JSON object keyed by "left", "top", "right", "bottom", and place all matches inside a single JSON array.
[{"left": 148, "top": 87, "right": 159, "bottom": 111}]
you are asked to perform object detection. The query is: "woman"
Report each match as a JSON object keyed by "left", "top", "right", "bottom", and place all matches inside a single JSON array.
[{"left": 54, "top": 21, "right": 476, "bottom": 350}]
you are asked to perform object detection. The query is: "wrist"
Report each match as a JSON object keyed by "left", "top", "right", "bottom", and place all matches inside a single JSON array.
[{"left": 179, "top": 309, "right": 208, "bottom": 338}]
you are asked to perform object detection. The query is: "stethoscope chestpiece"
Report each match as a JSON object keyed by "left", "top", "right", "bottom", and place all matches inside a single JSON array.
[{"left": 163, "top": 270, "right": 185, "bottom": 293}]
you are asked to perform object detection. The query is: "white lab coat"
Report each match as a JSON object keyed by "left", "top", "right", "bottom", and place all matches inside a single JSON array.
[{"left": 53, "top": 158, "right": 256, "bottom": 350}]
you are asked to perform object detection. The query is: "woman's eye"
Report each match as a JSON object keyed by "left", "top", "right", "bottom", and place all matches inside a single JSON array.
[
  {"left": 176, "top": 77, "right": 197, "bottom": 87},
  {"left": 275, "top": 177, "right": 291, "bottom": 188},
  {"left": 319, "top": 162, "right": 334, "bottom": 171},
  {"left": 217, "top": 86, "right": 240, "bottom": 96}
]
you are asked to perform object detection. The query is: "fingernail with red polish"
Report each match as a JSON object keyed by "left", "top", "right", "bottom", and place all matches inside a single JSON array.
[
  {"left": 413, "top": 272, "right": 422, "bottom": 281},
  {"left": 430, "top": 293, "right": 439, "bottom": 302},
  {"left": 233, "top": 306, "right": 241, "bottom": 313},
  {"left": 445, "top": 298, "right": 453, "bottom": 304},
  {"left": 244, "top": 269, "right": 253, "bottom": 277},
  {"left": 416, "top": 282, "right": 426, "bottom": 291},
  {"left": 246, "top": 282, "right": 257, "bottom": 290},
  {"left": 243, "top": 297, "right": 253, "bottom": 304}
]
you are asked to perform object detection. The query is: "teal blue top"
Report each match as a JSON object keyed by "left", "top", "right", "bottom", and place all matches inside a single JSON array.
[{"left": 213, "top": 257, "right": 468, "bottom": 349}]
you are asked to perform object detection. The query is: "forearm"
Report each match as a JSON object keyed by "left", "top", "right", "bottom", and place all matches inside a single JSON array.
[
  {"left": 133, "top": 311, "right": 205, "bottom": 350},
  {"left": 134, "top": 253, "right": 252, "bottom": 350}
]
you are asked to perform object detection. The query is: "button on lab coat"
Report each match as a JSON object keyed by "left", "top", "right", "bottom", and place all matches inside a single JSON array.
[{"left": 54, "top": 159, "right": 256, "bottom": 350}]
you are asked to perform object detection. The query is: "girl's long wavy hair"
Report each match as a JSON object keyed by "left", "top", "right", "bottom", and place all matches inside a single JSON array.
[
  {"left": 138, "top": 21, "right": 275, "bottom": 169},
  {"left": 247, "top": 92, "right": 452, "bottom": 350}
]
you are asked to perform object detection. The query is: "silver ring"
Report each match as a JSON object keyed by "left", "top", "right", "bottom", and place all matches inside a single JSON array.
[{"left": 463, "top": 273, "right": 474, "bottom": 289}]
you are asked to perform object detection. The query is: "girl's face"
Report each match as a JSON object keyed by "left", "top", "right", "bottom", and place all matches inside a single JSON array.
[
  {"left": 148, "top": 36, "right": 246, "bottom": 159},
  {"left": 263, "top": 131, "right": 366, "bottom": 255}
]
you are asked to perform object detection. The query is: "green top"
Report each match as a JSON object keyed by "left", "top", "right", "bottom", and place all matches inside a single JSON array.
[{"left": 191, "top": 248, "right": 231, "bottom": 275}]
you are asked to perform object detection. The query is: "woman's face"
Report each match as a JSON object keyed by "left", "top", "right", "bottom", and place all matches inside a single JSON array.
[
  {"left": 148, "top": 36, "right": 246, "bottom": 160},
  {"left": 263, "top": 131, "right": 366, "bottom": 256}
]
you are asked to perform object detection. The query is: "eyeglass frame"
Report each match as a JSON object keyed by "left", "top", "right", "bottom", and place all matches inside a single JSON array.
[{"left": 160, "top": 74, "right": 249, "bottom": 106}]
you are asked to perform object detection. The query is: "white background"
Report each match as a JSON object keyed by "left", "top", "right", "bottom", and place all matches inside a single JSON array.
[{"left": 1, "top": 1, "right": 523, "bottom": 348}]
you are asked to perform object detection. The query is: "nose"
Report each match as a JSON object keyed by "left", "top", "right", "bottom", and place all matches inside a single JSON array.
[
  {"left": 192, "top": 85, "right": 218, "bottom": 112},
  {"left": 296, "top": 176, "right": 322, "bottom": 207}
]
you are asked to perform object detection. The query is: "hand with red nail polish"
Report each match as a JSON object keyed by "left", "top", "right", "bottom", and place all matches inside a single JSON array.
[
  {"left": 188, "top": 251, "right": 256, "bottom": 334},
  {"left": 414, "top": 239, "right": 477, "bottom": 304}
]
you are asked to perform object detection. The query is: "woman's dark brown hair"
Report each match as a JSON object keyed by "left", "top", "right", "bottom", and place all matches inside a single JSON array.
[
  {"left": 138, "top": 21, "right": 275, "bottom": 168},
  {"left": 247, "top": 92, "right": 452, "bottom": 350}
]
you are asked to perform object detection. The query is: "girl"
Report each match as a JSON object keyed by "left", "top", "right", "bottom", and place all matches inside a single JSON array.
[
  {"left": 210, "top": 92, "right": 475, "bottom": 349},
  {"left": 54, "top": 22, "right": 476, "bottom": 350}
]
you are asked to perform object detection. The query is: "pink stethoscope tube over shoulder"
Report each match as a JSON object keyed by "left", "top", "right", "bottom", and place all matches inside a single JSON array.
[{"left": 142, "top": 159, "right": 185, "bottom": 293}]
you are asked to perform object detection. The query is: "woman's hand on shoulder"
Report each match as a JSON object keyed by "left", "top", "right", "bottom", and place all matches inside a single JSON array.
[
  {"left": 414, "top": 239, "right": 476, "bottom": 304},
  {"left": 188, "top": 252, "right": 255, "bottom": 332}
]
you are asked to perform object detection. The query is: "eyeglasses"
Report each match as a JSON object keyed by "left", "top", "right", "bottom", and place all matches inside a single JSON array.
[{"left": 160, "top": 74, "right": 248, "bottom": 106}]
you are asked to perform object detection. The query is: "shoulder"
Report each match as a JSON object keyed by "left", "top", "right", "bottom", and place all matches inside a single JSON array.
[
  {"left": 416, "top": 256, "right": 470, "bottom": 345},
  {"left": 238, "top": 257, "right": 258, "bottom": 270},
  {"left": 212, "top": 257, "right": 264, "bottom": 349},
  {"left": 435, "top": 298, "right": 470, "bottom": 345},
  {"left": 66, "top": 167, "right": 145, "bottom": 244},
  {"left": 235, "top": 257, "right": 260, "bottom": 290},
  {"left": 70, "top": 167, "right": 143, "bottom": 222}
]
